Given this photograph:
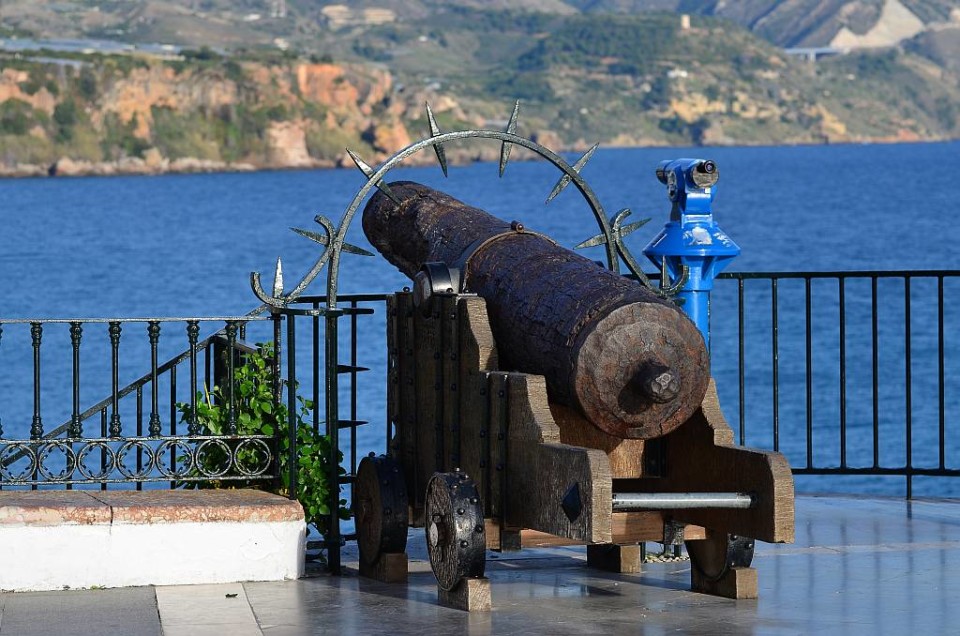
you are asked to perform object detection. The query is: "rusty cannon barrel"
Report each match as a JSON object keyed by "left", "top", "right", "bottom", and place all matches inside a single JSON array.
[{"left": 363, "top": 181, "right": 709, "bottom": 440}]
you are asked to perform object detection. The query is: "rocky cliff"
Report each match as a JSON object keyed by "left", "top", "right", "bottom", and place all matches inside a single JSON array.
[{"left": 0, "top": 57, "right": 454, "bottom": 177}]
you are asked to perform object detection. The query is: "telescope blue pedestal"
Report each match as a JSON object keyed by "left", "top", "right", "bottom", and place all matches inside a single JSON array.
[{"left": 643, "top": 158, "right": 740, "bottom": 350}]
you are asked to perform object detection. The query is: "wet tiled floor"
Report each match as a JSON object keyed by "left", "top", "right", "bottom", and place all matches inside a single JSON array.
[{"left": 1, "top": 495, "right": 957, "bottom": 635}]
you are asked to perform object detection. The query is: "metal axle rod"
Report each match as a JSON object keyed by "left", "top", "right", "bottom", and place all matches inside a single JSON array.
[{"left": 611, "top": 492, "right": 755, "bottom": 511}]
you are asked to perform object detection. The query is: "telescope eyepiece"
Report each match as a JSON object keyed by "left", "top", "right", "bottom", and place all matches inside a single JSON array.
[{"left": 689, "top": 159, "right": 719, "bottom": 188}]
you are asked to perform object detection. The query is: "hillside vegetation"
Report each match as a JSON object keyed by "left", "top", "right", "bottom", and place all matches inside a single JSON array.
[
  {"left": 0, "top": 1, "right": 958, "bottom": 175},
  {"left": 0, "top": 50, "right": 427, "bottom": 175}
]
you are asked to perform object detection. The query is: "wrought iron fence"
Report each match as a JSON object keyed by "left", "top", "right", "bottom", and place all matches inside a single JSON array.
[
  {"left": 293, "top": 273, "right": 960, "bottom": 514},
  {"left": 276, "top": 294, "right": 385, "bottom": 574},
  {"left": 711, "top": 270, "right": 960, "bottom": 498},
  {"left": 3, "top": 273, "right": 958, "bottom": 570},
  {"left": 0, "top": 296, "right": 385, "bottom": 573},
  {"left": 0, "top": 315, "right": 277, "bottom": 488}
]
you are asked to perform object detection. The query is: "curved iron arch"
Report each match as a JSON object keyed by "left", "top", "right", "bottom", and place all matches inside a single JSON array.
[{"left": 251, "top": 105, "right": 660, "bottom": 311}]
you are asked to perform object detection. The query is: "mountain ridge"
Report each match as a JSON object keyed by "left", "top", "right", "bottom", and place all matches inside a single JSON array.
[{"left": 0, "top": 2, "right": 957, "bottom": 176}]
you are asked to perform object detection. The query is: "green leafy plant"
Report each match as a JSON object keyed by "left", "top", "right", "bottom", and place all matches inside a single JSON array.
[{"left": 177, "top": 343, "right": 348, "bottom": 538}]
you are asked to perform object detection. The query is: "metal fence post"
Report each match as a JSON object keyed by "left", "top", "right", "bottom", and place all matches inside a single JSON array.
[{"left": 325, "top": 309, "right": 342, "bottom": 574}]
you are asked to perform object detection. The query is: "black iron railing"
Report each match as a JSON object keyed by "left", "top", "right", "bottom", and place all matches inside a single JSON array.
[
  {"left": 712, "top": 270, "right": 960, "bottom": 498},
  {"left": 0, "top": 316, "right": 276, "bottom": 488},
  {"left": 3, "top": 274, "right": 958, "bottom": 570},
  {"left": 0, "top": 296, "right": 388, "bottom": 571},
  {"left": 292, "top": 274, "right": 960, "bottom": 508},
  {"left": 276, "top": 294, "right": 385, "bottom": 573}
]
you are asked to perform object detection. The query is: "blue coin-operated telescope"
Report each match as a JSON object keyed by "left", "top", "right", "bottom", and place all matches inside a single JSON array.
[{"left": 643, "top": 158, "right": 740, "bottom": 350}]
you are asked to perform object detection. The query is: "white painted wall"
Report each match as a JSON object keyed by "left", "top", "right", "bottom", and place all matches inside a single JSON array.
[{"left": 0, "top": 520, "right": 305, "bottom": 592}]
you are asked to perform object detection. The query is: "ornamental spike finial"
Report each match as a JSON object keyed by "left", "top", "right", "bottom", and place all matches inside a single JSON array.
[
  {"left": 292, "top": 217, "right": 374, "bottom": 256},
  {"left": 346, "top": 148, "right": 374, "bottom": 178},
  {"left": 546, "top": 143, "right": 599, "bottom": 203},
  {"left": 575, "top": 207, "right": 648, "bottom": 250},
  {"left": 292, "top": 227, "right": 329, "bottom": 246},
  {"left": 499, "top": 100, "right": 520, "bottom": 177},
  {"left": 426, "top": 102, "right": 442, "bottom": 137},
  {"left": 425, "top": 103, "right": 449, "bottom": 177},
  {"left": 346, "top": 148, "right": 401, "bottom": 204},
  {"left": 272, "top": 257, "right": 284, "bottom": 297}
]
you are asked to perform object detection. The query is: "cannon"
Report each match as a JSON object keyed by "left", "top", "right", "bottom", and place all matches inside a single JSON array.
[{"left": 353, "top": 181, "right": 794, "bottom": 610}]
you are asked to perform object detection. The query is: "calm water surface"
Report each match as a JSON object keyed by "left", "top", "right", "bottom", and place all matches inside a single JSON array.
[{"left": 1, "top": 140, "right": 958, "bottom": 497}]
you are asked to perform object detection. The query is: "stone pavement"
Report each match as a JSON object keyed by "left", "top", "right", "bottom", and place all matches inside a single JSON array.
[{"left": 1, "top": 495, "right": 958, "bottom": 635}]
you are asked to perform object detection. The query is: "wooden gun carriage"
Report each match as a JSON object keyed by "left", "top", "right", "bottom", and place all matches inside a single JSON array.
[{"left": 353, "top": 182, "right": 794, "bottom": 611}]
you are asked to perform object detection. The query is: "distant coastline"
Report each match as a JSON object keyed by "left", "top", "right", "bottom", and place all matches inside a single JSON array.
[{"left": 3, "top": 134, "right": 955, "bottom": 179}]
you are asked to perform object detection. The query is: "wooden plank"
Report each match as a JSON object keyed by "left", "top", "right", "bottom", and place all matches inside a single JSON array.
[
  {"left": 586, "top": 544, "right": 642, "bottom": 574},
  {"left": 414, "top": 294, "right": 442, "bottom": 512},
  {"left": 479, "top": 520, "right": 706, "bottom": 548},
  {"left": 457, "top": 297, "right": 497, "bottom": 516},
  {"left": 438, "top": 577, "right": 491, "bottom": 612},
  {"left": 608, "top": 511, "right": 663, "bottom": 543},
  {"left": 517, "top": 528, "right": 577, "bottom": 548},
  {"left": 394, "top": 292, "right": 420, "bottom": 520},
  {"left": 459, "top": 370, "right": 490, "bottom": 517},
  {"left": 608, "top": 512, "right": 707, "bottom": 544},
  {"left": 457, "top": 296, "right": 499, "bottom": 370},
  {"left": 504, "top": 374, "right": 612, "bottom": 544},
  {"left": 478, "top": 372, "right": 493, "bottom": 518},
  {"left": 441, "top": 295, "right": 460, "bottom": 472},
  {"left": 358, "top": 552, "right": 408, "bottom": 584},
  {"left": 551, "top": 403, "right": 645, "bottom": 478},
  {"left": 692, "top": 566, "right": 758, "bottom": 600},
  {"left": 498, "top": 374, "right": 523, "bottom": 551},
  {"left": 498, "top": 528, "right": 521, "bottom": 552},
  {"left": 483, "top": 518, "right": 502, "bottom": 550},
  {"left": 483, "top": 512, "right": 706, "bottom": 547},
  {"left": 497, "top": 373, "right": 524, "bottom": 551},
  {"left": 503, "top": 372, "right": 554, "bottom": 536},
  {"left": 627, "top": 380, "right": 795, "bottom": 544},
  {"left": 505, "top": 373, "right": 560, "bottom": 445},
  {"left": 487, "top": 373, "right": 508, "bottom": 521},
  {"left": 385, "top": 295, "right": 400, "bottom": 458},
  {"left": 523, "top": 442, "right": 610, "bottom": 543},
  {"left": 481, "top": 518, "right": 521, "bottom": 551}
]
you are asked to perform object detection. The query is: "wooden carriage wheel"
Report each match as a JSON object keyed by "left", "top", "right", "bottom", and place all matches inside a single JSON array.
[
  {"left": 686, "top": 532, "right": 755, "bottom": 582},
  {"left": 354, "top": 454, "right": 409, "bottom": 566},
  {"left": 424, "top": 470, "right": 486, "bottom": 591}
]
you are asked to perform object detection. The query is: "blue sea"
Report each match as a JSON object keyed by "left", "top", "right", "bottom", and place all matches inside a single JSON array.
[{"left": 1, "top": 140, "right": 959, "bottom": 498}]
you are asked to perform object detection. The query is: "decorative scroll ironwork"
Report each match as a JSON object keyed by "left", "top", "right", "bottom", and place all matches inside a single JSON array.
[
  {"left": 0, "top": 435, "right": 274, "bottom": 485},
  {"left": 0, "top": 316, "right": 273, "bottom": 488}
]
